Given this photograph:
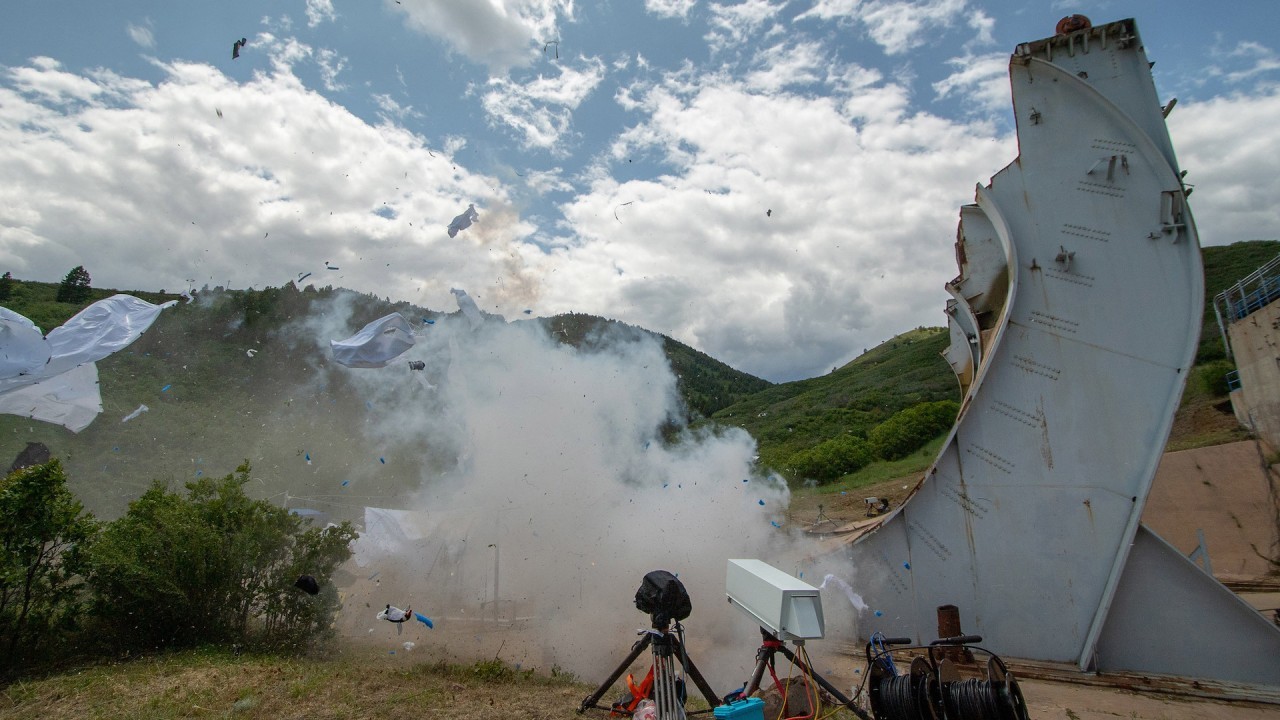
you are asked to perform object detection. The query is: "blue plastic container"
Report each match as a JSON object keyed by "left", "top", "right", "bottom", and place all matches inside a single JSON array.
[{"left": 713, "top": 697, "right": 765, "bottom": 720}]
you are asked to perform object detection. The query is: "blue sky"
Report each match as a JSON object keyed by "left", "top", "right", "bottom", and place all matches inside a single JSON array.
[{"left": 2, "top": 0, "right": 1277, "bottom": 381}]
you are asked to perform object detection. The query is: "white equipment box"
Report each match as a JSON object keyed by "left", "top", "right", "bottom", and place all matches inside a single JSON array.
[{"left": 726, "top": 559, "right": 824, "bottom": 641}]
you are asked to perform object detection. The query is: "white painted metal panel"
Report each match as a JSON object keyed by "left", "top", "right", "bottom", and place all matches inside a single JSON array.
[{"left": 845, "top": 19, "right": 1280, "bottom": 684}]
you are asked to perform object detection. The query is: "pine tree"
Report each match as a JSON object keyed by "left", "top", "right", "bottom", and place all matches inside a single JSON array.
[{"left": 56, "top": 265, "right": 91, "bottom": 303}]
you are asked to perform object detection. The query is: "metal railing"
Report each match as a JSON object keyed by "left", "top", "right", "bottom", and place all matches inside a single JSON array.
[
  {"left": 1226, "top": 369, "right": 1241, "bottom": 392},
  {"left": 1213, "top": 252, "right": 1280, "bottom": 358}
]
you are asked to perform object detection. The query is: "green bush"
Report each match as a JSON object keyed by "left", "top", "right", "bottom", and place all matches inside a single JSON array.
[
  {"left": 788, "top": 435, "right": 874, "bottom": 483},
  {"left": 0, "top": 461, "right": 97, "bottom": 670},
  {"left": 868, "top": 400, "right": 959, "bottom": 461},
  {"left": 1196, "top": 359, "right": 1236, "bottom": 397},
  {"left": 86, "top": 462, "right": 357, "bottom": 652}
]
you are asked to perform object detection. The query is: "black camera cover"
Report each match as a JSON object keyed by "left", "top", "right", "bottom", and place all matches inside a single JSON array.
[{"left": 635, "top": 570, "right": 692, "bottom": 628}]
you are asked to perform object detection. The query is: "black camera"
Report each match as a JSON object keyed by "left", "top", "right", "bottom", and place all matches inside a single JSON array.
[{"left": 634, "top": 570, "right": 692, "bottom": 630}]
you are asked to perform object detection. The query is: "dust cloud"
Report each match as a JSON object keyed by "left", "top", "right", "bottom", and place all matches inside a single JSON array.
[{"left": 304, "top": 296, "right": 869, "bottom": 690}]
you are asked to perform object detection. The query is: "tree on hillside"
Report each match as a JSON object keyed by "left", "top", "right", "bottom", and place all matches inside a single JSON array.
[
  {"left": 55, "top": 265, "right": 92, "bottom": 303},
  {"left": 0, "top": 461, "right": 98, "bottom": 670},
  {"left": 0, "top": 272, "right": 12, "bottom": 302},
  {"left": 86, "top": 462, "right": 357, "bottom": 652}
]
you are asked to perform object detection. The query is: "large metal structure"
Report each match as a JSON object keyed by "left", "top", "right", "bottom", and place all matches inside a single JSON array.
[{"left": 846, "top": 18, "right": 1280, "bottom": 685}]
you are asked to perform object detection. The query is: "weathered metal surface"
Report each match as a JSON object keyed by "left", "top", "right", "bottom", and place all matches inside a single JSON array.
[{"left": 840, "top": 18, "right": 1280, "bottom": 685}]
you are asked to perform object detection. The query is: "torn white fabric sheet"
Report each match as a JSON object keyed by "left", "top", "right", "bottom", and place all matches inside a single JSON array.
[
  {"left": 354, "top": 506, "right": 435, "bottom": 566},
  {"left": 446, "top": 203, "right": 478, "bottom": 238},
  {"left": 0, "top": 363, "right": 101, "bottom": 433},
  {"left": 121, "top": 403, "right": 149, "bottom": 422},
  {"left": 449, "top": 288, "right": 483, "bottom": 330},
  {"left": 330, "top": 313, "right": 416, "bottom": 368},
  {"left": 819, "top": 573, "right": 869, "bottom": 612},
  {"left": 0, "top": 307, "right": 50, "bottom": 378},
  {"left": 41, "top": 295, "right": 178, "bottom": 379},
  {"left": 0, "top": 295, "right": 174, "bottom": 431}
]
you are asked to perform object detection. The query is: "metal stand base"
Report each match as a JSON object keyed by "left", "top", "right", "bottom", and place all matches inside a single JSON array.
[
  {"left": 578, "top": 624, "right": 720, "bottom": 716},
  {"left": 745, "top": 628, "right": 872, "bottom": 720}
]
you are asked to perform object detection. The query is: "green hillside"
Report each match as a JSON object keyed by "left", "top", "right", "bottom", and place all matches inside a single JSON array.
[
  {"left": 3, "top": 240, "right": 1274, "bottom": 508},
  {"left": 709, "top": 327, "right": 957, "bottom": 476},
  {"left": 0, "top": 279, "right": 772, "bottom": 518}
]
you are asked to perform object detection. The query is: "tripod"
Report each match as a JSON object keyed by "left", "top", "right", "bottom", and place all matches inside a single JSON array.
[
  {"left": 811, "top": 503, "right": 836, "bottom": 530},
  {"left": 578, "top": 621, "right": 721, "bottom": 718},
  {"left": 744, "top": 628, "right": 872, "bottom": 720}
]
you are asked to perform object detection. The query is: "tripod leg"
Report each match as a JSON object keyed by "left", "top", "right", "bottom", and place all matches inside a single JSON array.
[
  {"left": 743, "top": 645, "right": 773, "bottom": 697},
  {"left": 579, "top": 634, "right": 652, "bottom": 713},
  {"left": 774, "top": 643, "right": 872, "bottom": 720},
  {"left": 670, "top": 636, "right": 722, "bottom": 707}
]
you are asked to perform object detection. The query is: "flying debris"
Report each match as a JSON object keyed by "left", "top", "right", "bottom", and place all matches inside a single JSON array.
[
  {"left": 414, "top": 612, "right": 434, "bottom": 629},
  {"left": 0, "top": 296, "right": 176, "bottom": 432},
  {"left": 246, "top": 349, "right": 257, "bottom": 357},
  {"left": 121, "top": 404, "right": 149, "bottom": 423},
  {"left": 297, "top": 272, "right": 312, "bottom": 283},
  {"left": 543, "top": 40, "right": 559, "bottom": 59},
  {"left": 232, "top": 37, "right": 247, "bottom": 59},
  {"left": 766, "top": 209, "right": 771, "bottom": 217},
  {"left": 215, "top": 108, "right": 222, "bottom": 118},
  {"left": 614, "top": 201, "right": 633, "bottom": 222},
  {"left": 447, "top": 203, "right": 479, "bottom": 238},
  {"left": 407, "top": 360, "right": 426, "bottom": 371},
  {"left": 819, "top": 574, "right": 868, "bottom": 612},
  {"left": 326, "top": 264, "right": 339, "bottom": 270},
  {"left": 450, "top": 288, "right": 484, "bottom": 330},
  {"left": 294, "top": 574, "right": 320, "bottom": 596},
  {"left": 330, "top": 313, "right": 416, "bottom": 368}
]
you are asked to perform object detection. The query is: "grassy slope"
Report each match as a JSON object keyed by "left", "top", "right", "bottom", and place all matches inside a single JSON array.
[{"left": 710, "top": 327, "right": 957, "bottom": 476}]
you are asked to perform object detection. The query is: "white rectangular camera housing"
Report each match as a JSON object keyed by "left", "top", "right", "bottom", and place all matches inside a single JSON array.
[{"left": 726, "top": 559, "right": 824, "bottom": 641}]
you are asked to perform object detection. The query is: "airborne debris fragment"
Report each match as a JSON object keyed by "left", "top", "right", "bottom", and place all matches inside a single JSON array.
[
  {"left": 819, "top": 574, "right": 868, "bottom": 612},
  {"left": 294, "top": 574, "right": 320, "bottom": 595},
  {"left": 450, "top": 288, "right": 484, "bottom": 329},
  {"left": 447, "top": 203, "right": 479, "bottom": 238},
  {"left": 232, "top": 37, "right": 247, "bottom": 59},
  {"left": 330, "top": 313, "right": 415, "bottom": 368},
  {"left": 121, "top": 404, "right": 149, "bottom": 422}
]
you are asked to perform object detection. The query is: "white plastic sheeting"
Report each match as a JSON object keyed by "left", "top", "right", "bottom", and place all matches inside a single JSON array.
[
  {"left": 446, "top": 203, "right": 478, "bottom": 238},
  {"left": 40, "top": 295, "right": 177, "bottom": 381},
  {"left": 354, "top": 506, "right": 436, "bottom": 566},
  {"left": 330, "top": 313, "right": 416, "bottom": 368},
  {"left": 0, "top": 362, "right": 101, "bottom": 433},
  {"left": 0, "top": 307, "right": 51, "bottom": 378},
  {"left": 449, "top": 288, "right": 483, "bottom": 330},
  {"left": 0, "top": 295, "right": 176, "bottom": 432}
]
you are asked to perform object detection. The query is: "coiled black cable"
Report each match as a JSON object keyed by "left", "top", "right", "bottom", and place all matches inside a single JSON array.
[
  {"left": 873, "top": 673, "right": 934, "bottom": 720},
  {"left": 943, "top": 678, "right": 1007, "bottom": 720}
]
